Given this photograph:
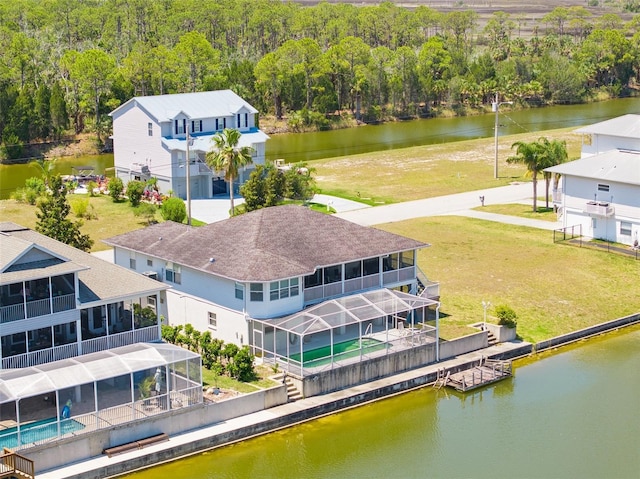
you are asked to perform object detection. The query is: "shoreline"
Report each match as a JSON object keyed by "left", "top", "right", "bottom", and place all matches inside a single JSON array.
[{"left": 37, "top": 312, "right": 640, "bottom": 479}]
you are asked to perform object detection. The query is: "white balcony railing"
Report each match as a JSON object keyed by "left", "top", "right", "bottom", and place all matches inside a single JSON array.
[
  {"left": 0, "top": 294, "right": 75, "bottom": 324},
  {"left": 585, "top": 201, "right": 615, "bottom": 217},
  {"left": 1, "top": 326, "right": 159, "bottom": 369}
]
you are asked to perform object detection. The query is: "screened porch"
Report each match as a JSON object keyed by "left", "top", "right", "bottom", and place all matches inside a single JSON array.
[
  {"left": 251, "top": 289, "right": 440, "bottom": 377},
  {"left": 0, "top": 343, "right": 202, "bottom": 451}
]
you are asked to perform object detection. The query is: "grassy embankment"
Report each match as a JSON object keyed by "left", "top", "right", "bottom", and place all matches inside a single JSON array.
[{"left": 2, "top": 127, "right": 638, "bottom": 344}]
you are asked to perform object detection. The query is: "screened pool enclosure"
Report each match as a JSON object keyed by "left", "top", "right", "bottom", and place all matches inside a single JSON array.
[
  {"left": 0, "top": 343, "right": 202, "bottom": 451},
  {"left": 251, "top": 289, "right": 440, "bottom": 376}
]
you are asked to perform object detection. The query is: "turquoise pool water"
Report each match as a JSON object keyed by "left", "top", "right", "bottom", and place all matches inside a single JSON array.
[{"left": 0, "top": 417, "right": 85, "bottom": 448}]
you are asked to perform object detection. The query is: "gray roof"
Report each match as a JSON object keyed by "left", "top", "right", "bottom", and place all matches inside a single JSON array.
[
  {"left": 574, "top": 114, "right": 640, "bottom": 138},
  {"left": 544, "top": 149, "right": 640, "bottom": 186},
  {"left": 162, "top": 129, "right": 269, "bottom": 153},
  {"left": 110, "top": 90, "right": 258, "bottom": 122},
  {"left": 104, "top": 205, "right": 428, "bottom": 282},
  {"left": 0, "top": 223, "right": 168, "bottom": 305}
]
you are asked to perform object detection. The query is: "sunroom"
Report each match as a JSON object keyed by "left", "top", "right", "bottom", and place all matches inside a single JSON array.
[
  {"left": 0, "top": 343, "right": 202, "bottom": 451},
  {"left": 251, "top": 289, "right": 440, "bottom": 377}
]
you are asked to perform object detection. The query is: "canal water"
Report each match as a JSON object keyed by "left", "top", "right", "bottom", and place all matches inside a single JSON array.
[
  {"left": 2, "top": 97, "right": 640, "bottom": 199},
  {"left": 124, "top": 326, "right": 640, "bottom": 479}
]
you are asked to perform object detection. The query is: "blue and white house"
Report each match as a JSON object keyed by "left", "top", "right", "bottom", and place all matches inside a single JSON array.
[
  {"left": 546, "top": 114, "right": 640, "bottom": 246},
  {"left": 109, "top": 90, "right": 269, "bottom": 199}
]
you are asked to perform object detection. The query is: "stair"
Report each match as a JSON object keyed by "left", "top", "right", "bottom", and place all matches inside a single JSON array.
[
  {"left": 273, "top": 373, "right": 303, "bottom": 402},
  {"left": 487, "top": 331, "right": 498, "bottom": 346}
]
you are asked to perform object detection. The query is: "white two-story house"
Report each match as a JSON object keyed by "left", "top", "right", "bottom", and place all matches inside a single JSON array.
[
  {"left": 1, "top": 223, "right": 202, "bottom": 452},
  {"left": 109, "top": 90, "right": 269, "bottom": 199},
  {"left": 105, "top": 205, "right": 441, "bottom": 381},
  {"left": 546, "top": 115, "right": 640, "bottom": 246}
]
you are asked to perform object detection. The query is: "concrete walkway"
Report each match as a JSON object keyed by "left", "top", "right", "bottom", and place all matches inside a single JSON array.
[
  {"left": 38, "top": 340, "right": 529, "bottom": 479},
  {"left": 335, "top": 182, "right": 561, "bottom": 230}
]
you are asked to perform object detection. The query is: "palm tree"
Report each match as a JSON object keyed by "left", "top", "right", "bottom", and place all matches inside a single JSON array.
[
  {"left": 507, "top": 140, "right": 545, "bottom": 212},
  {"left": 537, "top": 137, "right": 568, "bottom": 209},
  {"left": 205, "top": 128, "right": 254, "bottom": 216}
]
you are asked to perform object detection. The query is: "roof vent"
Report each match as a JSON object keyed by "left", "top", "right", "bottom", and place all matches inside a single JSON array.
[{"left": 209, "top": 258, "right": 215, "bottom": 263}]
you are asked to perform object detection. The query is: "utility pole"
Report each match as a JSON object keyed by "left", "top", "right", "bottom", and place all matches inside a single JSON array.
[
  {"left": 493, "top": 93, "right": 513, "bottom": 179},
  {"left": 185, "top": 122, "right": 192, "bottom": 226}
]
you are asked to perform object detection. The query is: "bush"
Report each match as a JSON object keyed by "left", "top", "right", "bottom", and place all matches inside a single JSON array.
[
  {"left": 108, "top": 177, "right": 124, "bottom": 202},
  {"left": 70, "top": 197, "right": 89, "bottom": 218},
  {"left": 126, "top": 180, "right": 145, "bottom": 207},
  {"left": 160, "top": 197, "right": 187, "bottom": 223},
  {"left": 134, "top": 202, "right": 158, "bottom": 224},
  {"left": 495, "top": 304, "right": 518, "bottom": 329}
]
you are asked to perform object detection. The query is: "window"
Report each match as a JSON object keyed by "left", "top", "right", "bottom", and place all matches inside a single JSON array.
[
  {"left": 597, "top": 184, "right": 610, "bottom": 192},
  {"left": 383, "top": 253, "right": 399, "bottom": 272},
  {"left": 165, "top": 262, "right": 181, "bottom": 284},
  {"left": 148, "top": 122, "right": 153, "bottom": 136},
  {"left": 250, "top": 283, "right": 263, "bottom": 302},
  {"left": 208, "top": 312, "right": 217, "bottom": 330},
  {"left": 147, "top": 259, "right": 153, "bottom": 267},
  {"left": 304, "top": 270, "right": 322, "bottom": 288},
  {"left": 235, "top": 282, "right": 244, "bottom": 300},
  {"left": 345, "top": 261, "right": 362, "bottom": 280},
  {"left": 620, "top": 222, "right": 632, "bottom": 236},
  {"left": 191, "top": 120, "right": 202, "bottom": 133},
  {"left": 400, "top": 251, "right": 415, "bottom": 268},
  {"left": 363, "top": 257, "right": 379, "bottom": 276},
  {"left": 323, "top": 265, "right": 342, "bottom": 284},
  {"left": 129, "top": 252, "right": 136, "bottom": 270},
  {"left": 269, "top": 278, "right": 299, "bottom": 301},
  {"left": 147, "top": 296, "right": 156, "bottom": 311},
  {"left": 175, "top": 119, "right": 186, "bottom": 134}
]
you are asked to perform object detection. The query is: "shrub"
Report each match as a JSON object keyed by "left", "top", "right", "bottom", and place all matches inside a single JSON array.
[
  {"left": 70, "top": 197, "right": 89, "bottom": 218},
  {"left": 86, "top": 180, "right": 98, "bottom": 197},
  {"left": 108, "top": 177, "right": 124, "bottom": 202},
  {"left": 160, "top": 197, "right": 187, "bottom": 223},
  {"left": 134, "top": 202, "right": 158, "bottom": 224},
  {"left": 495, "top": 304, "right": 518, "bottom": 329},
  {"left": 126, "top": 180, "right": 145, "bottom": 207}
]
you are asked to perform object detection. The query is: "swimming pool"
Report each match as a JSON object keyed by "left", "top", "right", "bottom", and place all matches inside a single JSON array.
[
  {"left": 0, "top": 417, "right": 85, "bottom": 449},
  {"left": 289, "top": 338, "right": 388, "bottom": 368}
]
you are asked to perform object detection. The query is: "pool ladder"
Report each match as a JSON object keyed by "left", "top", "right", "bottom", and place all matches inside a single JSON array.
[{"left": 364, "top": 323, "right": 373, "bottom": 338}]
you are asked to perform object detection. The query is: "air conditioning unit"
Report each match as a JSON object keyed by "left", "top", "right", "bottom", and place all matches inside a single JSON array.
[{"left": 142, "top": 271, "right": 159, "bottom": 281}]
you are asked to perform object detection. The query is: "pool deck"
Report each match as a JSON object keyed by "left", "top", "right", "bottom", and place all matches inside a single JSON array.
[{"left": 38, "top": 340, "right": 529, "bottom": 479}]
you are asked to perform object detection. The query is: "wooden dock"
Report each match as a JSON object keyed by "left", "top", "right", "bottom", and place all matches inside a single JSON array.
[
  {"left": 0, "top": 448, "right": 34, "bottom": 479},
  {"left": 434, "top": 358, "right": 512, "bottom": 392}
]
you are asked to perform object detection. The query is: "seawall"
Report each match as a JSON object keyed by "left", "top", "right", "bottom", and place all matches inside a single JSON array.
[{"left": 38, "top": 313, "right": 640, "bottom": 479}]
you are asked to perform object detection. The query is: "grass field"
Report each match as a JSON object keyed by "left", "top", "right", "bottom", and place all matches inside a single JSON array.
[
  {"left": 378, "top": 216, "right": 639, "bottom": 343},
  {"left": 310, "top": 127, "right": 582, "bottom": 204}
]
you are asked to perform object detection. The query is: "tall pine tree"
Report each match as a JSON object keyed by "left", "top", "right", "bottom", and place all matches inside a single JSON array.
[{"left": 35, "top": 175, "right": 93, "bottom": 251}]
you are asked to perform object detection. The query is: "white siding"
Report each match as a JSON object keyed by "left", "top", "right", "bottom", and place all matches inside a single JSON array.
[
  {"left": 112, "top": 103, "right": 170, "bottom": 185},
  {"left": 582, "top": 134, "right": 640, "bottom": 158}
]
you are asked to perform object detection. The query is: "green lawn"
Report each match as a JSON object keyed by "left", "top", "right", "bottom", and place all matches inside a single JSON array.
[
  {"left": 377, "top": 216, "right": 640, "bottom": 344},
  {"left": 311, "top": 127, "right": 582, "bottom": 204},
  {"left": 473, "top": 203, "right": 558, "bottom": 221}
]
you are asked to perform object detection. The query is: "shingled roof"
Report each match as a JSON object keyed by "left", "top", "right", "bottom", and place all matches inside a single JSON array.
[
  {"left": 0, "top": 223, "right": 168, "bottom": 304},
  {"left": 104, "top": 205, "right": 428, "bottom": 282}
]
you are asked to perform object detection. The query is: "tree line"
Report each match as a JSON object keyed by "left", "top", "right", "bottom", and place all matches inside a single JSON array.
[{"left": 2, "top": 0, "right": 640, "bottom": 158}]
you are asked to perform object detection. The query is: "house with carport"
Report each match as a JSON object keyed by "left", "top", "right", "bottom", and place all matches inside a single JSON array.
[
  {"left": 547, "top": 114, "right": 640, "bottom": 246},
  {"left": 109, "top": 90, "right": 269, "bottom": 199},
  {"left": 104, "top": 205, "right": 442, "bottom": 396}
]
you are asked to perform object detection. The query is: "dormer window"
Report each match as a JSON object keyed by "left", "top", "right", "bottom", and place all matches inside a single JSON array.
[{"left": 175, "top": 119, "right": 186, "bottom": 135}]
